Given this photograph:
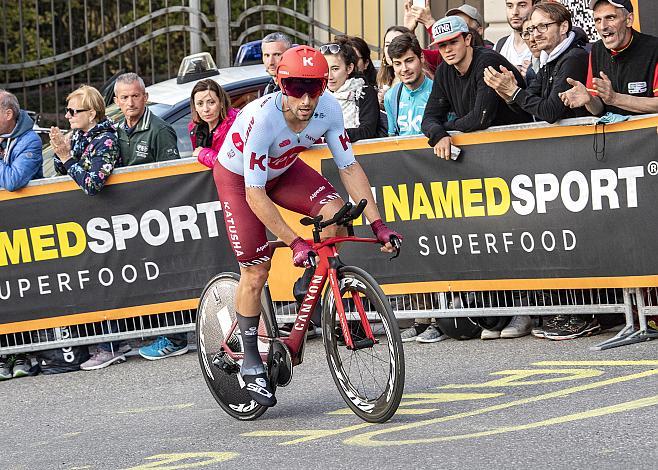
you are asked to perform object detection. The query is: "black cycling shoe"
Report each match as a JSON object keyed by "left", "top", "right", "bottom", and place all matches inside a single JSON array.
[{"left": 241, "top": 371, "right": 277, "bottom": 407}]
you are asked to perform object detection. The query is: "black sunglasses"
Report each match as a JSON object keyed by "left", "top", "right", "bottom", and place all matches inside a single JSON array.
[{"left": 64, "top": 107, "right": 89, "bottom": 116}]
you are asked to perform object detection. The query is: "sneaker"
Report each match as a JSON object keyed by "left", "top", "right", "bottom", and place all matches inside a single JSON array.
[
  {"left": 400, "top": 323, "right": 428, "bottom": 342},
  {"left": 500, "top": 315, "right": 532, "bottom": 339},
  {"left": 139, "top": 336, "right": 189, "bottom": 360},
  {"left": 0, "top": 356, "right": 13, "bottom": 380},
  {"left": 531, "top": 315, "right": 563, "bottom": 338},
  {"left": 544, "top": 316, "right": 601, "bottom": 341},
  {"left": 480, "top": 328, "right": 501, "bottom": 340},
  {"left": 416, "top": 324, "right": 448, "bottom": 343},
  {"left": 11, "top": 354, "right": 31, "bottom": 378},
  {"left": 81, "top": 348, "right": 126, "bottom": 370}
]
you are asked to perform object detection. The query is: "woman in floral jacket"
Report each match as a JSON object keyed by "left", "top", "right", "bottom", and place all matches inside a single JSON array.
[
  {"left": 50, "top": 85, "right": 119, "bottom": 195},
  {"left": 188, "top": 79, "right": 238, "bottom": 169}
]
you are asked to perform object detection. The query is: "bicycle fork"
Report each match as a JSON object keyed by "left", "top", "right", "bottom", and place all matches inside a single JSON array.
[{"left": 327, "top": 264, "right": 377, "bottom": 350}]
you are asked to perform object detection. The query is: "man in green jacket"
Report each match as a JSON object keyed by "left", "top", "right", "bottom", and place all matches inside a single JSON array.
[
  {"left": 80, "top": 72, "right": 185, "bottom": 371},
  {"left": 114, "top": 73, "right": 180, "bottom": 165}
]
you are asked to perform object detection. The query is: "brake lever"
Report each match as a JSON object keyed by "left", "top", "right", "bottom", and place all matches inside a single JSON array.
[
  {"left": 389, "top": 236, "right": 401, "bottom": 261},
  {"left": 307, "top": 251, "right": 317, "bottom": 268}
]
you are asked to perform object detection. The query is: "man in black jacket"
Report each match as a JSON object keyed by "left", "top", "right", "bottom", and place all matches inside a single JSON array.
[
  {"left": 421, "top": 15, "right": 530, "bottom": 160},
  {"left": 484, "top": 2, "right": 589, "bottom": 123},
  {"left": 559, "top": 0, "right": 658, "bottom": 116}
]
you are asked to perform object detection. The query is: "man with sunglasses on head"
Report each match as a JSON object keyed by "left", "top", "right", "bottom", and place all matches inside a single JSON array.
[
  {"left": 559, "top": 0, "right": 658, "bottom": 116},
  {"left": 213, "top": 45, "right": 402, "bottom": 407}
]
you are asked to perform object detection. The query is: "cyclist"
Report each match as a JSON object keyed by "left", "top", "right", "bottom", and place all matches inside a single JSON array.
[{"left": 213, "top": 45, "right": 402, "bottom": 407}]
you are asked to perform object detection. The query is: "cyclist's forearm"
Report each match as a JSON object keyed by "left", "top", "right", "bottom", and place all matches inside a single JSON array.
[
  {"left": 245, "top": 187, "right": 298, "bottom": 245},
  {"left": 339, "top": 162, "right": 383, "bottom": 224}
]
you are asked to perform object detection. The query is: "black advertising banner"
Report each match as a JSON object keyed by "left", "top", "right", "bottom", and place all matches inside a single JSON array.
[
  {"left": 321, "top": 119, "right": 658, "bottom": 288},
  {"left": 0, "top": 167, "right": 237, "bottom": 328},
  {"left": 2, "top": 118, "right": 658, "bottom": 330}
]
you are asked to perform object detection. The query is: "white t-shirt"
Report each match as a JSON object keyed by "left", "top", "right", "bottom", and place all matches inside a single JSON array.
[
  {"left": 218, "top": 91, "right": 356, "bottom": 187},
  {"left": 498, "top": 34, "right": 532, "bottom": 68}
]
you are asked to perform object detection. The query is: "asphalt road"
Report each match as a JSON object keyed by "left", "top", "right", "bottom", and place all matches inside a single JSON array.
[{"left": 1, "top": 331, "right": 657, "bottom": 470}]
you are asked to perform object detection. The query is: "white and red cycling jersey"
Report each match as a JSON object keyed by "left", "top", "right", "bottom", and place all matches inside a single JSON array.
[
  {"left": 217, "top": 91, "right": 356, "bottom": 186},
  {"left": 214, "top": 91, "right": 355, "bottom": 266}
]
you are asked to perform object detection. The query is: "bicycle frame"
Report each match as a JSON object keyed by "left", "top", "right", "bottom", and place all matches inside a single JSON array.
[{"left": 220, "top": 235, "right": 381, "bottom": 367}]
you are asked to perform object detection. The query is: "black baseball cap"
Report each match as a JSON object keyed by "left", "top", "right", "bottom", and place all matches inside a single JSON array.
[{"left": 588, "top": 0, "right": 634, "bottom": 13}]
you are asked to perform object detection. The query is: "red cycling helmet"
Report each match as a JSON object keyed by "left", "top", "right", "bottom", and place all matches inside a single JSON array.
[{"left": 276, "top": 45, "right": 329, "bottom": 98}]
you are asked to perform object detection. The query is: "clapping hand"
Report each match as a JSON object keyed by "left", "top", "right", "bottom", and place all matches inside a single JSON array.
[
  {"left": 559, "top": 78, "right": 593, "bottom": 109},
  {"left": 483, "top": 65, "right": 519, "bottom": 101},
  {"left": 591, "top": 72, "right": 617, "bottom": 105},
  {"left": 49, "top": 127, "right": 72, "bottom": 162}
]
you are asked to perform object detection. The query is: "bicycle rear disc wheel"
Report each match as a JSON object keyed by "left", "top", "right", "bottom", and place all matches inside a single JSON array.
[
  {"left": 322, "top": 266, "right": 405, "bottom": 423},
  {"left": 196, "top": 272, "right": 276, "bottom": 420}
]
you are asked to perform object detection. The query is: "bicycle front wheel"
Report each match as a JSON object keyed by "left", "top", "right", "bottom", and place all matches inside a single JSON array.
[
  {"left": 196, "top": 272, "right": 276, "bottom": 420},
  {"left": 322, "top": 266, "right": 405, "bottom": 423}
]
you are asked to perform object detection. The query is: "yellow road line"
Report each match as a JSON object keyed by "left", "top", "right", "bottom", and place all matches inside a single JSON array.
[
  {"left": 328, "top": 393, "right": 503, "bottom": 415},
  {"left": 354, "top": 395, "right": 658, "bottom": 445},
  {"left": 533, "top": 360, "right": 658, "bottom": 367},
  {"left": 344, "top": 368, "right": 658, "bottom": 446}
]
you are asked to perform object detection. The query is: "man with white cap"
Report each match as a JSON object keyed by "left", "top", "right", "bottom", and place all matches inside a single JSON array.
[
  {"left": 421, "top": 16, "right": 530, "bottom": 160},
  {"left": 560, "top": 0, "right": 658, "bottom": 116}
]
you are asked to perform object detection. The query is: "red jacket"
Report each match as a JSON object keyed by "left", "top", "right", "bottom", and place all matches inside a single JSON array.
[{"left": 188, "top": 107, "right": 239, "bottom": 168}]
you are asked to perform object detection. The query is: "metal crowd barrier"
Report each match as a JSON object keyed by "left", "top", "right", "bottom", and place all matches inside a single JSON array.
[
  {"left": 0, "top": 310, "right": 197, "bottom": 356},
  {"left": 1, "top": 287, "right": 654, "bottom": 355}
]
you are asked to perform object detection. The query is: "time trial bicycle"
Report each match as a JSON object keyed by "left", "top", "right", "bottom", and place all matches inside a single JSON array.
[{"left": 196, "top": 199, "right": 405, "bottom": 423}]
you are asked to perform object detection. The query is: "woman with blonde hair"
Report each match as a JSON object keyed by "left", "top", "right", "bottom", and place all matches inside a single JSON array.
[{"left": 50, "top": 85, "right": 119, "bottom": 195}]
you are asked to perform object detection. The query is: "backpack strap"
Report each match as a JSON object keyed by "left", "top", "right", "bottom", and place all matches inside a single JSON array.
[
  {"left": 494, "top": 36, "right": 508, "bottom": 53},
  {"left": 394, "top": 83, "right": 404, "bottom": 136}
]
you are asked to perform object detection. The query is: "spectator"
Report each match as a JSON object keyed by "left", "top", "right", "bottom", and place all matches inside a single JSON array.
[
  {"left": 384, "top": 33, "right": 433, "bottom": 137},
  {"left": 0, "top": 89, "right": 43, "bottom": 379},
  {"left": 421, "top": 16, "right": 532, "bottom": 340},
  {"left": 484, "top": 2, "right": 589, "bottom": 123},
  {"left": 189, "top": 79, "right": 238, "bottom": 168},
  {"left": 421, "top": 16, "right": 530, "bottom": 160},
  {"left": 495, "top": 0, "right": 541, "bottom": 74},
  {"left": 114, "top": 73, "right": 180, "bottom": 166},
  {"left": 261, "top": 32, "right": 292, "bottom": 95},
  {"left": 0, "top": 89, "right": 42, "bottom": 191},
  {"left": 376, "top": 25, "right": 411, "bottom": 109},
  {"left": 382, "top": 33, "right": 445, "bottom": 344},
  {"left": 112, "top": 72, "right": 187, "bottom": 362},
  {"left": 50, "top": 85, "right": 118, "bottom": 196},
  {"left": 519, "top": 15, "right": 542, "bottom": 82},
  {"left": 321, "top": 41, "right": 382, "bottom": 142},
  {"left": 0, "top": 92, "right": 41, "bottom": 378},
  {"left": 334, "top": 35, "right": 377, "bottom": 87},
  {"left": 51, "top": 86, "right": 123, "bottom": 371},
  {"left": 560, "top": 0, "right": 658, "bottom": 117}
]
